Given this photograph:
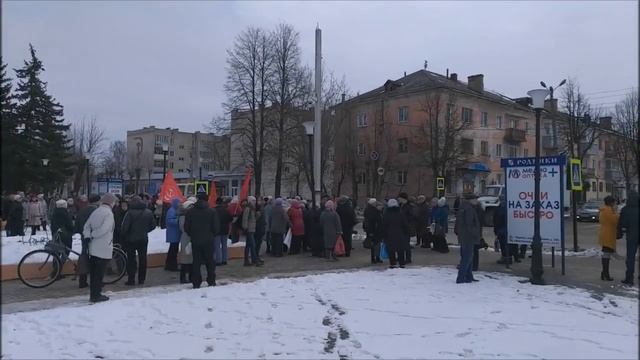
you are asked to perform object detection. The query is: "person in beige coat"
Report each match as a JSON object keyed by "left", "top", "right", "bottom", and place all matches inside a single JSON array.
[
  {"left": 82, "top": 193, "right": 116, "bottom": 303},
  {"left": 178, "top": 200, "right": 195, "bottom": 284}
]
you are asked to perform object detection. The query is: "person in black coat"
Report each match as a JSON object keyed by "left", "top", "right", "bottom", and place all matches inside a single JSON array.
[
  {"left": 382, "top": 199, "right": 410, "bottom": 268},
  {"left": 336, "top": 196, "right": 357, "bottom": 257},
  {"left": 493, "top": 197, "right": 518, "bottom": 265},
  {"left": 51, "top": 200, "right": 74, "bottom": 256},
  {"left": 215, "top": 198, "right": 232, "bottom": 265},
  {"left": 364, "top": 198, "right": 383, "bottom": 264},
  {"left": 618, "top": 191, "right": 639, "bottom": 285},
  {"left": 416, "top": 195, "right": 430, "bottom": 248},
  {"left": 472, "top": 202, "right": 488, "bottom": 271},
  {"left": 398, "top": 192, "right": 415, "bottom": 263},
  {"left": 121, "top": 196, "right": 156, "bottom": 285},
  {"left": 185, "top": 193, "right": 220, "bottom": 288},
  {"left": 113, "top": 199, "right": 128, "bottom": 246},
  {"left": 7, "top": 195, "right": 25, "bottom": 237}
]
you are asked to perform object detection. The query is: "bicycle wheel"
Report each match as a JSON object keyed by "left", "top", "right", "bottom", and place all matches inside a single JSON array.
[
  {"left": 18, "top": 250, "right": 62, "bottom": 288},
  {"left": 103, "top": 247, "right": 127, "bottom": 284}
]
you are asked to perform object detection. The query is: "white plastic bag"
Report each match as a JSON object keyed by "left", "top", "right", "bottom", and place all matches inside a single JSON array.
[
  {"left": 283, "top": 228, "right": 292, "bottom": 248},
  {"left": 184, "top": 242, "right": 192, "bottom": 256}
]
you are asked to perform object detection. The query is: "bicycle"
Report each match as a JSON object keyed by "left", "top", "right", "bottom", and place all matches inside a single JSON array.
[{"left": 17, "top": 230, "right": 127, "bottom": 288}]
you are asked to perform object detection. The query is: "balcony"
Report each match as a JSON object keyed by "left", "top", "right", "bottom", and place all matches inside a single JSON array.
[
  {"left": 542, "top": 136, "right": 558, "bottom": 150},
  {"left": 604, "top": 146, "right": 617, "bottom": 159},
  {"left": 582, "top": 167, "right": 596, "bottom": 179},
  {"left": 504, "top": 128, "right": 526, "bottom": 143}
]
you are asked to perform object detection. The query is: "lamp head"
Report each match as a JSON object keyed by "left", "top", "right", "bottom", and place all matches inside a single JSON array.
[
  {"left": 162, "top": 143, "right": 169, "bottom": 152},
  {"left": 540, "top": 81, "right": 547, "bottom": 88},
  {"left": 302, "top": 121, "right": 314, "bottom": 136},
  {"left": 42, "top": 158, "right": 49, "bottom": 166},
  {"left": 527, "top": 88, "right": 550, "bottom": 109},
  {"left": 558, "top": 79, "right": 567, "bottom": 87}
]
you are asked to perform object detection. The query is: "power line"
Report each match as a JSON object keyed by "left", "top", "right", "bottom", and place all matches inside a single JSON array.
[
  {"left": 588, "top": 93, "right": 630, "bottom": 101},
  {"left": 584, "top": 87, "right": 636, "bottom": 95}
]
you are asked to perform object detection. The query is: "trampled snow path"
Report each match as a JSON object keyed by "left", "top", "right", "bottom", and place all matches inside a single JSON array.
[
  {"left": 2, "top": 267, "right": 637, "bottom": 359},
  {"left": 1, "top": 229, "right": 243, "bottom": 265}
]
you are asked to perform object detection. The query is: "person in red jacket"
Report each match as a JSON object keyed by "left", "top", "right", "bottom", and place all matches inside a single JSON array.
[{"left": 287, "top": 199, "right": 306, "bottom": 254}]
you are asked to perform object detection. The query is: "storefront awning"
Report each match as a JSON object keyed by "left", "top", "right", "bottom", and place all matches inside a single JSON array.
[{"left": 458, "top": 162, "right": 491, "bottom": 172}]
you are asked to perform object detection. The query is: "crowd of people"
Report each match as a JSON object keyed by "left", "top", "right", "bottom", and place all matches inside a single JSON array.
[{"left": 1, "top": 188, "right": 638, "bottom": 303}]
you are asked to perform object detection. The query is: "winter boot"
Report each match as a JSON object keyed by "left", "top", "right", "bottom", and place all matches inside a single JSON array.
[
  {"left": 601, "top": 258, "right": 614, "bottom": 281},
  {"left": 179, "top": 266, "right": 189, "bottom": 284},
  {"left": 621, "top": 272, "right": 634, "bottom": 286}
]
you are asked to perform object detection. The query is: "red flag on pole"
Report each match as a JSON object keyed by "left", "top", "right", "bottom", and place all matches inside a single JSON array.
[
  {"left": 159, "top": 170, "right": 185, "bottom": 203},
  {"left": 208, "top": 181, "right": 218, "bottom": 208},
  {"left": 239, "top": 167, "right": 253, "bottom": 203}
]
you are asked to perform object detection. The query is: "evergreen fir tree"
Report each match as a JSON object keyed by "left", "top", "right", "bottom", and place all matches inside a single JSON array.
[
  {"left": 1, "top": 59, "right": 19, "bottom": 192},
  {"left": 13, "top": 44, "right": 73, "bottom": 193}
]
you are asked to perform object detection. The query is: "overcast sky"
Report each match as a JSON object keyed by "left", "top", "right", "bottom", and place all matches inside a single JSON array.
[{"left": 2, "top": 1, "right": 638, "bottom": 142}]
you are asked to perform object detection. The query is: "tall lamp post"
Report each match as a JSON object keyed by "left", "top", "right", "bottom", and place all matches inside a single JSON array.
[
  {"left": 199, "top": 158, "right": 203, "bottom": 181},
  {"left": 527, "top": 88, "right": 550, "bottom": 285},
  {"left": 302, "top": 121, "right": 316, "bottom": 209},
  {"left": 162, "top": 143, "right": 169, "bottom": 181}
]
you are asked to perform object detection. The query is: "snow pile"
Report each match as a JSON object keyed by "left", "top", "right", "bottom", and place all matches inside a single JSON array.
[
  {"left": 1, "top": 229, "right": 243, "bottom": 265},
  {"left": 2, "top": 267, "right": 637, "bottom": 359}
]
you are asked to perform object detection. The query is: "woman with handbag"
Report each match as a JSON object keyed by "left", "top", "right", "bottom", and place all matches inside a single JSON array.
[
  {"left": 320, "top": 200, "right": 342, "bottom": 261},
  {"left": 178, "top": 199, "right": 195, "bottom": 283}
]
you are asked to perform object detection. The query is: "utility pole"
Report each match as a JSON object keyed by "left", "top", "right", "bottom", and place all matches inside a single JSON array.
[{"left": 313, "top": 25, "right": 322, "bottom": 208}]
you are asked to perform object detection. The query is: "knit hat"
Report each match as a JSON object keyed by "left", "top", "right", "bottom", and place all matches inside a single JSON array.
[
  {"left": 368, "top": 198, "right": 377, "bottom": 205},
  {"left": 183, "top": 200, "right": 195, "bottom": 209},
  {"left": 387, "top": 199, "right": 399, "bottom": 208},
  {"left": 325, "top": 200, "right": 335, "bottom": 210},
  {"left": 247, "top": 196, "right": 256, "bottom": 204},
  {"left": 196, "top": 192, "right": 208, "bottom": 201},
  {"left": 437, "top": 197, "right": 447, "bottom": 207},
  {"left": 274, "top": 198, "right": 283, "bottom": 207},
  {"left": 55, "top": 199, "right": 68, "bottom": 208},
  {"left": 187, "top": 196, "right": 197, "bottom": 203},
  {"left": 100, "top": 193, "right": 117, "bottom": 206}
]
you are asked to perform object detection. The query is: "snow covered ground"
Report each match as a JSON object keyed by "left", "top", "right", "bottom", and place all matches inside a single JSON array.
[
  {"left": 2, "top": 267, "right": 637, "bottom": 359},
  {"left": 1, "top": 229, "right": 243, "bottom": 265}
]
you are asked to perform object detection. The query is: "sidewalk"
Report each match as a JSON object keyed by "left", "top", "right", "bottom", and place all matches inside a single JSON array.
[{"left": 3, "top": 235, "right": 637, "bottom": 314}]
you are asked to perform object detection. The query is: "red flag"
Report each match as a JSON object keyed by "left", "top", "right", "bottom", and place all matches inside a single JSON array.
[
  {"left": 159, "top": 171, "right": 185, "bottom": 203},
  {"left": 208, "top": 181, "right": 218, "bottom": 208},
  {"left": 239, "top": 166, "right": 253, "bottom": 203}
]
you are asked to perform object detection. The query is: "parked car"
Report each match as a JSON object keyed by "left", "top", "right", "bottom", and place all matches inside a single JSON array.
[{"left": 576, "top": 201, "right": 601, "bottom": 222}]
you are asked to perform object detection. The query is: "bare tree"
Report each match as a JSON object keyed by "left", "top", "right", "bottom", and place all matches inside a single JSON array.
[
  {"left": 218, "top": 27, "right": 273, "bottom": 197},
  {"left": 268, "top": 23, "right": 311, "bottom": 197},
  {"left": 126, "top": 151, "right": 152, "bottom": 194},
  {"left": 101, "top": 140, "right": 127, "bottom": 178},
  {"left": 417, "top": 91, "right": 468, "bottom": 196},
  {"left": 68, "top": 116, "right": 106, "bottom": 194},
  {"left": 613, "top": 90, "right": 639, "bottom": 191}
]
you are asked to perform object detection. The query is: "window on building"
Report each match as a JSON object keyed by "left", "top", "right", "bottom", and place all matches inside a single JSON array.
[
  {"left": 544, "top": 122, "right": 551, "bottom": 135},
  {"left": 446, "top": 104, "right": 455, "bottom": 121},
  {"left": 397, "top": 170, "right": 408, "bottom": 185},
  {"left": 524, "top": 148, "right": 529, "bottom": 157},
  {"left": 178, "top": 157, "right": 185, "bottom": 161},
  {"left": 508, "top": 145, "right": 518, "bottom": 157},
  {"left": 481, "top": 112, "right": 488, "bottom": 127},
  {"left": 357, "top": 143, "right": 366, "bottom": 156},
  {"left": 357, "top": 171, "right": 366, "bottom": 184},
  {"left": 496, "top": 143, "right": 502, "bottom": 157},
  {"left": 398, "top": 107, "right": 409, "bottom": 123},
  {"left": 592, "top": 182, "right": 597, "bottom": 192},
  {"left": 525, "top": 122, "right": 529, "bottom": 132},
  {"left": 481, "top": 141, "right": 489, "bottom": 156},
  {"left": 462, "top": 107, "right": 473, "bottom": 125},
  {"left": 497, "top": 173, "right": 503, "bottom": 185},
  {"left": 496, "top": 115, "right": 502, "bottom": 129},
  {"left": 510, "top": 118, "right": 517, "bottom": 129},
  {"left": 178, "top": 169, "right": 184, "bottom": 173},
  {"left": 606, "top": 183, "right": 613, "bottom": 193},
  {"left": 179, "top": 145, "right": 185, "bottom": 150},
  {"left": 154, "top": 160, "right": 164, "bottom": 167},
  {"left": 592, "top": 159, "right": 595, "bottom": 169},
  {"left": 599, "top": 139, "right": 603, "bottom": 150},
  {"left": 169, "top": 151, "right": 174, "bottom": 156},
  {"left": 170, "top": 162, "right": 174, "bottom": 169},
  {"left": 398, "top": 138, "right": 408, "bottom": 153},
  {"left": 356, "top": 113, "right": 368, "bottom": 127},
  {"left": 599, "top": 182, "right": 604, "bottom": 192},
  {"left": 461, "top": 138, "right": 474, "bottom": 155}
]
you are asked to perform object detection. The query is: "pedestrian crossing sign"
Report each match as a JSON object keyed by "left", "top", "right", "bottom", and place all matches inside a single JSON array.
[
  {"left": 436, "top": 177, "right": 445, "bottom": 191},
  {"left": 569, "top": 158, "right": 582, "bottom": 191},
  {"left": 194, "top": 181, "right": 209, "bottom": 195}
]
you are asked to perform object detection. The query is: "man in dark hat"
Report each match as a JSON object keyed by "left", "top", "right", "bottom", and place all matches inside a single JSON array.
[
  {"left": 455, "top": 193, "right": 481, "bottom": 283},
  {"left": 184, "top": 192, "right": 220, "bottom": 288}
]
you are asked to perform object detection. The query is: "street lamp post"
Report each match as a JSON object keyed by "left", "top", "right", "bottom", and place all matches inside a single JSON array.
[
  {"left": 302, "top": 121, "right": 316, "bottom": 209},
  {"left": 199, "top": 158, "right": 203, "bottom": 181},
  {"left": 162, "top": 143, "right": 169, "bottom": 182},
  {"left": 527, "top": 88, "right": 550, "bottom": 285},
  {"left": 42, "top": 159, "right": 49, "bottom": 195}
]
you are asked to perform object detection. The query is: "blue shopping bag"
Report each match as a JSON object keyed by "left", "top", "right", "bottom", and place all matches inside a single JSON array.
[{"left": 379, "top": 242, "right": 389, "bottom": 260}]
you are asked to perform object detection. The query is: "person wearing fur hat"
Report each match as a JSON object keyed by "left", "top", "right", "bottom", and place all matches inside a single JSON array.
[
  {"left": 178, "top": 199, "right": 195, "bottom": 283},
  {"left": 382, "top": 199, "right": 410, "bottom": 268},
  {"left": 364, "top": 198, "right": 383, "bottom": 264},
  {"left": 320, "top": 200, "right": 342, "bottom": 261},
  {"left": 432, "top": 197, "right": 451, "bottom": 253},
  {"left": 242, "top": 196, "right": 263, "bottom": 266},
  {"left": 269, "top": 198, "right": 291, "bottom": 257},
  {"left": 83, "top": 193, "right": 117, "bottom": 302},
  {"left": 121, "top": 195, "right": 156, "bottom": 285},
  {"left": 37, "top": 194, "right": 48, "bottom": 231},
  {"left": 51, "top": 199, "right": 73, "bottom": 257}
]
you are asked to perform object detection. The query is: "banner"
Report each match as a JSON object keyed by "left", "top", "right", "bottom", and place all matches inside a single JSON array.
[
  {"left": 239, "top": 167, "right": 252, "bottom": 202},
  {"left": 159, "top": 171, "right": 185, "bottom": 203},
  {"left": 208, "top": 181, "right": 218, "bottom": 208},
  {"left": 501, "top": 156, "right": 565, "bottom": 247}
]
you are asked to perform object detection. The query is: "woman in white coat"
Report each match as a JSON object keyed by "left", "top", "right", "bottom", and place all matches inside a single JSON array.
[{"left": 82, "top": 193, "right": 116, "bottom": 303}]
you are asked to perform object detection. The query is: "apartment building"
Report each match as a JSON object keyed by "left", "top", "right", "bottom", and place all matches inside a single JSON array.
[{"left": 333, "top": 69, "right": 539, "bottom": 205}]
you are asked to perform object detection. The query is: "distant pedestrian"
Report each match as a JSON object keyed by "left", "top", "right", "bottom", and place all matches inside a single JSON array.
[
  {"left": 242, "top": 196, "right": 262, "bottom": 266},
  {"left": 184, "top": 193, "right": 219, "bottom": 288},
  {"left": 599, "top": 196, "right": 619, "bottom": 281},
  {"left": 51, "top": 199, "right": 73, "bottom": 257},
  {"left": 269, "top": 198, "right": 290, "bottom": 257},
  {"left": 431, "top": 197, "right": 450, "bottom": 253},
  {"left": 121, "top": 196, "right": 156, "bottom": 285},
  {"left": 7, "top": 194, "right": 24, "bottom": 236},
  {"left": 397, "top": 192, "right": 415, "bottom": 263},
  {"left": 113, "top": 199, "right": 128, "bottom": 245},
  {"left": 618, "top": 191, "right": 639, "bottom": 286},
  {"left": 287, "top": 199, "right": 306, "bottom": 255},
  {"left": 336, "top": 196, "right": 358, "bottom": 257},
  {"left": 26, "top": 195, "right": 42, "bottom": 235},
  {"left": 37, "top": 194, "right": 48, "bottom": 231},
  {"left": 455, "top": 193, "right": 481, "bottom": 283},
  {"left": 178, "top": 199, "right": 195, "bottom": 284},
  {"left": 472, "top": 199, "right": 486, "bottom": 271},
  {"left": 164, "top": 198, "right": 181, "bottom": 272},
  {"left": 320, "top": 200, "right": 342, "bottom": 261},
  {"left": 82, "top": 193, "right": 117, "bottom": 303},
  {"left": 364, "top": 198, "right": 383, "bottom": 264},
  {"left": 75, "top": 194, "right": 101, "bottom": 288},
  {"left": 215, "top": 197, "right": 232, "bottom": 265},
  {"left": 494, "top": 197, "right": 517, "bottom": 264},
  {"left": 415, "top": 195, "right": 429, "bottom": 248},
  {"left": 382, "top": 199, "right": 410, "bottom": 268}
]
